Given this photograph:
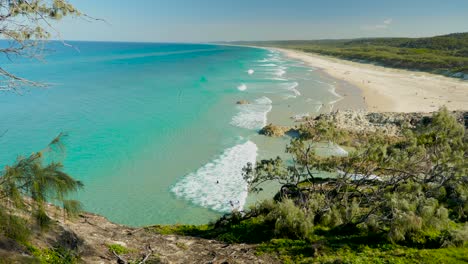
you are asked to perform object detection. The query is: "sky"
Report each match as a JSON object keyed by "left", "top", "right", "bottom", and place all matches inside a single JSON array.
[{"left": 54, "top": 0, "right": 468, "bottom": 42}]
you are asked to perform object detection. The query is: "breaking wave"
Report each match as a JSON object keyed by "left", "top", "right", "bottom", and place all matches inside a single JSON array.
[
  {"left": 171, "top": 141, "right": 258, "bottom": 213},
  {"left": 230, "top": 97, "right": 272, "bottom": 130}
]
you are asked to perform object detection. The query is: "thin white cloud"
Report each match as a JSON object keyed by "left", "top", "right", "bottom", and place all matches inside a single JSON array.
[
  {"left": 383, "top": 18, "right": 393, "bottom": 25},
  {"left": 361, "top": 19, "right": 393, "bottom": 31}
]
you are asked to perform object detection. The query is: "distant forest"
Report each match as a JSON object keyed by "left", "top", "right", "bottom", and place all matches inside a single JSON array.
[{"left": 231, "top": 33, "right": 468, "bottom": 77}]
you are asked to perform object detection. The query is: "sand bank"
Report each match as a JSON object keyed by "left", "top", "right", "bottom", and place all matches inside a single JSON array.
[{"left": 276, "top": 48, "right": 468, "bottom": 113}]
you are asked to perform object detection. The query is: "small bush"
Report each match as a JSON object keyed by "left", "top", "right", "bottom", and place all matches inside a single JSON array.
[
  {"left": 440, "top": 224, "right": 468, "bottom": 247},
  {"left": 0, "top": 209, "right": 31, "bottom": 243},
  {"left": 175, "top": 242, "right": 188, "bottom": 250},
  {"left": 266, "top": 199, "right": 314, "bottom": 239},
  {"left": 107, "top": 244, "right": 130, "bottom": 255},
  {"left": 28, "top": 245, "right": 78, "bottom": 264}
]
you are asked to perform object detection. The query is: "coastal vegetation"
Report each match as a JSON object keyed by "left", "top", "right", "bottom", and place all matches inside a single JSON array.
[
  {"left": 153, "top": 108, "right": 468, "bottom": 263},
  {"left": 232, "top": 33, "right": 468, "bottom": 78},
  {"left": 0, "top": 134, "right": 83, "bottom": 263}
]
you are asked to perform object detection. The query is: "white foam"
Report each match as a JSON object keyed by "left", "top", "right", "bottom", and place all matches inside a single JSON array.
[
  {"left": 237, "top": 84, "right": 247, "bottom": 91},
  {"left": 259, "top": 64, "right": 277, "bottom": 67},
  {"left": 292, "top": 113, "right": 310, "bottom": 121},
  {"left": 247, "top": 69, "right": 255, "bottom": 75},
  {"left": 305, "top": 98, "right": 324, "bottom": 112},
  {"left": 172, "top": 141, "right": 258, "bottom": 213},
  {"left": 280, "top": 82, "right": 300, "bottom": 98},
  {"left": 275, "top": 69, "right": 286, "bottom": 77},
  {"left": 315, "top": 80, "right": 343, "bottom": 104},
  {"left": 270, "top": 77, "right": 288, "bottom": 81},
  {"left": 231, "top": 97, "right": 272, "bottom": 130}
]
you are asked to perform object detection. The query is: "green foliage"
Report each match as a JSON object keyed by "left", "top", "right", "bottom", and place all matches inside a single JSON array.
[
  {"left": 1, "top": 0, "right": 82, "bottom": 90},
  {"left": 0, "top": 134, "right": 83, "bottom": 241},
  {"left": 266, "top": 199, "right": 314, "bottom": 239},
  {"left": 149, "top": 224, "right": 212, "bottom": 236},
  {"left": 234, "top": 33, "right": 468, "bottom": 77},
  {"left": 0, "top": 208, "right": 31, "bottom": 242},
  {"left": 175, "top": 242, "right": 189, "bottom": 250},
  {"left": 28, "top": 245, "right": 78, "bottom": 264},
  {"left": 257, "top": 239, "right": 314, "bottom": 263},
  {"left": 239, "top": 108, "right": 468, "bottom": 254},
  {"left": 310, "top": 244, "right": 468, "bottom": 264},
  {"left": 62, "top": 200, "right": 83, "bottom": 219},
  {"left": 107, "top": 244, "right": 131, "bottom": 255},
  {"left": 150, "top": 215, "right": 276, "bottom": 244}
]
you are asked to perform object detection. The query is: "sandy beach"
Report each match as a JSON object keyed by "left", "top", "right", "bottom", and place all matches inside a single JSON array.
[{"left": 276, "top": 48, "right": 468, "bottom": 113}]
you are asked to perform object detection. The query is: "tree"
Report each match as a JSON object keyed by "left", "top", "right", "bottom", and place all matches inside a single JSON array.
[
  {"left": 0, "top": 0, "right": 80, "bottom": 91},
  {"left": 243, "top": 108, "right": 468, "bottom": 245},
  {"left": 0, "top": 1, "right": 83, "bottom": 242},
  {"left": 0, "top": 133, "right": 83, "bottom": 230}
]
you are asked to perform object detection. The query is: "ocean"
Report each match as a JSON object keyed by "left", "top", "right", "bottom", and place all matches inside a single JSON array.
[{"left": 0, "top": 42, "right": 343, "bottom": 226}]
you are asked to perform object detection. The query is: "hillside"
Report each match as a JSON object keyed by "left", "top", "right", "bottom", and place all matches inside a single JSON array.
[
  {"left": 231, "top": 33, "right": 468, "bottom": 78},
  {"left": 0, "top": 206, "right": 278, "bottom": 263}
]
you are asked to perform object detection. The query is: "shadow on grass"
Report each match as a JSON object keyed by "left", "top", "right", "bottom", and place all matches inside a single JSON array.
[
  {"left": 148, "top": 217, "right": 276, "bottom": 244},
  {"left": 147, "top": 216, "right": 468, "bottom": 263}
]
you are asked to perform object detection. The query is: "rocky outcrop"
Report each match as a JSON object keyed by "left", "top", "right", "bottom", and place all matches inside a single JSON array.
[
  {"left": 305, "top": 110, "right": 467, "bottom": 136},
  {"left": 236, "top": 100, "right": 250, "bottom": 105},
  {"left": 259, "top": 124, "right": 295, "bottom": 137},
  {"left": 1, "top": 205, "right": 278, "bottom": 264}
]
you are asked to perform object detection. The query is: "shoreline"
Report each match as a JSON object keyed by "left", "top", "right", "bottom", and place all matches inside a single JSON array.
[
  {"left": 315, "top": 68, "right": 367, "bottom": 113},
  {"left": 273, "top": 47, "right": 468, "bottom": 113},
  {"left": 245, "top": 48, "right": 367, "bottom": 209}
]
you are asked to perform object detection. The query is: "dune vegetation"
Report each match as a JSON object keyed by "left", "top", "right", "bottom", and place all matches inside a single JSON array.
[{"left": 232, "top": 33, "right": 468, "bottom": 78}]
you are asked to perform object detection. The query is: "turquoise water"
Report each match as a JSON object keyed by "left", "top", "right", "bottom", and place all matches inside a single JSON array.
[{"left": 0, "top": 42, "right": 342, "bottom": 226}]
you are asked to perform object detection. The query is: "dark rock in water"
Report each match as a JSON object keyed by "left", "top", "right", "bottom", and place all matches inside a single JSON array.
[
  {"left": 236, "top": 100, "right": 250, "bottom": 105},
  {"left": 259, "top": 124, "right": 294, "bottom": 137}
]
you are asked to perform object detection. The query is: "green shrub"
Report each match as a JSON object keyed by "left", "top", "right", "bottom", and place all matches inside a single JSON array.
[
  {"left": 107, "top": 244, "right": 130, "bottom": 255},
  {"left": 440, "top": 224, "right": 468, "bottom": 247},
  {"left": 0, "top": 208, "right": 31, "bottom": 243},
  {"left": 243, "top": 108, "right": 468, "bottom": 246},
  {"left": 266, "top": 199, "right": 314, "bottom": 239},
  {"left": 28, "top": 245, "right": 78, "bottom": 264}
]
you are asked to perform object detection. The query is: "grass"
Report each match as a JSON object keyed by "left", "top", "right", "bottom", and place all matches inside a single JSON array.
[
  {"left": 149, "top": 219, "right": 468, "bottom": 263},
  {"left": 149, "top": 216, "right": 276, "bottom": 244},
  {"left": 107, "top": 243, "right": 131, "bottom": 255},
  {"left": 27, "top": 245, "right": 78, "bottom": 264},
  {"left": 175, "top": 241, "right": 189, "bottom": 250}
]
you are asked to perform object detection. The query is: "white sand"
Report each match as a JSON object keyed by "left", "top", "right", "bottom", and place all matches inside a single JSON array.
[{"left": 276, "top": 48, "right": 468, "bottom": 113}]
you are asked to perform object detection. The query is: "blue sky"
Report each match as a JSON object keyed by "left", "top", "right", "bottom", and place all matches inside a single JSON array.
[{"left": 55, "top": 0, "right": 468, "bottom": 42}]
